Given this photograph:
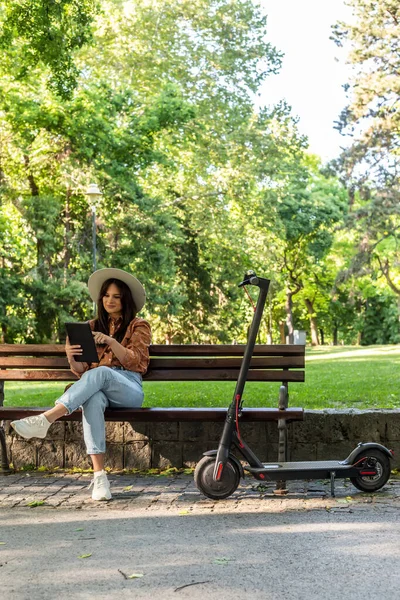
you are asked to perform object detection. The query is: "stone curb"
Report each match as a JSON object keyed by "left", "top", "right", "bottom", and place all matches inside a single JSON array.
[{"left": 4, "top": 409, "right": 400, "bottom": 470}]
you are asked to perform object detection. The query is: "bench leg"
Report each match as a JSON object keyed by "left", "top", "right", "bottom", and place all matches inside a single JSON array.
[
  {"left": 274, "top": 384, "right": 289, "bottom": 495},
  {"left": 0, "top": 381, "right": 13, "bottom": 473},
  {"left": 0, "top": 423, "right": 12, "bottom": 474}
]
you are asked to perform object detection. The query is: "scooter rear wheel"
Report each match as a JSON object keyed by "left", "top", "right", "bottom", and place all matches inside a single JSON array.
[
  {"left": 194, "top": 456, "right": 240, "bottom": 500},
  {"left": 350, "top": 449, "right": 391, "bottom": 492}
]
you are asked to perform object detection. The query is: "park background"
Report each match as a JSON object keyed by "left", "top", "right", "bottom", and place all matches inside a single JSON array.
[{"left": 1, "top": 0, "right": 400, "bottom": 409}]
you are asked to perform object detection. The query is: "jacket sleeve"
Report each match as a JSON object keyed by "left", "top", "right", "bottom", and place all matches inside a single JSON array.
[{"left": 118, "top": 320, "right": 151, "bottom": 373}]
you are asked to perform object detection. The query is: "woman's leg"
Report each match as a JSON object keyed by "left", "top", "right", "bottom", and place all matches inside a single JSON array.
[
  {"left": 11, "top": 367, "right": 143, "bottom": 449},
  {"left": 78, "top": 371, "right": 143, "bottom": 501},
  {"left": 44, "top": 403, "right": 68, "bottom": 423},
  {"left": 80, "top": 390, "right": 107, "bottom": 477},
  {"left": 81, "top": 390, "right": 108, "bottom": 455}
]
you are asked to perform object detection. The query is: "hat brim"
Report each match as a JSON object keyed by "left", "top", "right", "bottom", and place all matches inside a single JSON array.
[{"left": 88, "top": 268, "right": 146, "bottom": 312}]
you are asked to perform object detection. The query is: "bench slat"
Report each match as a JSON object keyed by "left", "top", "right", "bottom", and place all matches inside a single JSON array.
[
  {"left": 151, "top": 344, "right": 305, "bottom": 356},
  {"left": 0, "top": 370, "right": 77, "bottom": 381},
  {"left": 0, "top": 406, "right": 304, "bottom": 422},
  {"left": 0, "top": 355, "right": 304, "bottom": 369},
  {"left": 0, "top": 357, "right": 70, "bottom": 368},
  {"left": 0, "top": 344, "right": 66, "bottom": 356},
  {"left": 0, "top": 369, "right": 304, "bottom": 382},
  {"left": 145, "top": 370, "right": 305, "bottom": 382},
  {"left": 0, "top": 343, "right": 306, "bottom": 357},
  {"left": 149, "top": 356, "right": 305, "bottom": 369}
]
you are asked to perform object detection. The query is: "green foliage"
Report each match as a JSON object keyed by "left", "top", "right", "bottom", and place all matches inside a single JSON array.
[
  {"left": 0, "top": 0, "right": 99, "bottom": 97},
  {"left": 359, "top": 292, "right": 400, "bottom": 346}
]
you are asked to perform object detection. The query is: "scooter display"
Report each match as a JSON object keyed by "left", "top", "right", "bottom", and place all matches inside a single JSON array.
[{"left": 194, "top": 270, "right": 394, "bottom": 500}]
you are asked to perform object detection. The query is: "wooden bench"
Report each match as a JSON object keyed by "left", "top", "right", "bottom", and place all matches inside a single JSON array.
[{"left": 0, "top": 344, "right": 305, "bottom": 472}]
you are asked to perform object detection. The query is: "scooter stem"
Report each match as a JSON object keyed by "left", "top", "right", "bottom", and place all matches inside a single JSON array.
[
  {"left": 213, "top": 273, "right": 270, "bottom": 480},
  {"left": 233, "top": 282, "right": 270, "bottom": 401}
]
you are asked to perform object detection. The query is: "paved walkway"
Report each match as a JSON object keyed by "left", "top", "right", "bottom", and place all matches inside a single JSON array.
[
  {"left": 0, "top": 470, "right": 399, "bottom": 512},
  {"left": 1, "top": 472, "right": 400, "bottom": 600}
]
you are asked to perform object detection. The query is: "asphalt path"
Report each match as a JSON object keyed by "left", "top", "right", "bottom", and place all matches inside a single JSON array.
[{"left": 0, "top": 472, "right": 399, "bottom": 599}]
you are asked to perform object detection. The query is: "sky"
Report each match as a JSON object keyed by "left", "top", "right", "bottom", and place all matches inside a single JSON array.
[{"left": 257, "top": 0, "right": 353, "bottom": 162}]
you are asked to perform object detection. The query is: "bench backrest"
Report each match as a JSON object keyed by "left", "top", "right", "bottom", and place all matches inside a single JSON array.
[{"left": 0, "top": 343, "right": 305, "bottom": 384}]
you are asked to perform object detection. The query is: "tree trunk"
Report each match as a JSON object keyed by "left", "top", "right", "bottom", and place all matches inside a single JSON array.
[
  {"left": 266, "top": 302, "right": 273, "bottom": 344},
  {"left": 304, "top": 298, "right": 320, "bottom": 346},
  {"left": 63, "top": 189, "right": 71, "bottom": 281},
  {"left": 319, "top": 328, "right": 324, "bottom": 345},
  {"left": 279, "top": 321, "right": 286, "bottom": 344},
  {"left": 333, "top": 324, "right": 338, "bottom": 346},
  {"left": 285, "top": 290, "right": 294, "bottom": 344},
  {"left": 24, "top": 155, "right": 44, "bottom": 276}
]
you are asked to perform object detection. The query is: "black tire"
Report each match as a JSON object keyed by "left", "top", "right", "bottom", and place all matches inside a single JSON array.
[
  {"left": 194, "top": 455, "right": 240, "bottom": 500},
  {"left": 350, "top": 449, "right": 391, "bottom": 492}
]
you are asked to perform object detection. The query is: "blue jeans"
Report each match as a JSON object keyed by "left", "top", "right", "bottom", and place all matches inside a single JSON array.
[{"left": 55, "top": 366, "right": 144, "bottom": 454}]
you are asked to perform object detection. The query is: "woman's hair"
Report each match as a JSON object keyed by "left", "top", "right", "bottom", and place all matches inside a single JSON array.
[{"left": 94, "top": 278, "right": 137, "bottom": 343}]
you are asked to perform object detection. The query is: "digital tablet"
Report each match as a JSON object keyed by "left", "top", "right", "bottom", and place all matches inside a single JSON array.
[{"left": 65, "top": 322, "right": 99, "bottom": 363}]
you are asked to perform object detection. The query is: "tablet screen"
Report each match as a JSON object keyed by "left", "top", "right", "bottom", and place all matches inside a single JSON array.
[{"left": 65, "top": 322, "right": 99, "bottom": 363}]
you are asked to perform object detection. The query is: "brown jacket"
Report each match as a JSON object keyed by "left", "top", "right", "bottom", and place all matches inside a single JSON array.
[{"left": 70, "top": 316, "right": 151, "bottom": 378}]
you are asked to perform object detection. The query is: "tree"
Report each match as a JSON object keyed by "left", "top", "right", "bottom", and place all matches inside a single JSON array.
[
  {"left": 262, "top": 158, "right": 348, "bottom": 344},
  {"left": 331, "top": 1, "right": 400, "bottom": 305}
]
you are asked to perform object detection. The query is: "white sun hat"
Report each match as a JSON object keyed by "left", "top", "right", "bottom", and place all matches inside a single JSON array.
[{"left": 88, "top": 268, "right": 146, "bottom": 311}]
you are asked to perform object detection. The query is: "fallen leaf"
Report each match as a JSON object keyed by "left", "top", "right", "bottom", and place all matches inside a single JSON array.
[
  {"left": 27, "top": 501, "right": 45, "bottom": 507},
  {"left": 214, "top": 557, "right": 232, "bottom": 565},
  {"left": 179, "top": 510, "right": 190, "bottom": 515},
  {"left": 0, "top": 542, "right": 6, "bottom": 545},
  {"left": 78, "top": 554, "right": 92, "bottom": 559},
  {"left": 123, "top": 486, "right": 133, "bottom": 491},
  {"left": 118, "top": 569, "right": 144, "bottom": 579},
  {"left": 345, "top": 496, "right": 353, "bottom": 501},
  {"left": 75, "top": 528, "right": 84, "bottom": 532},
  {"left": 159, "top": 467, "right": 179, "bottom": 476}
]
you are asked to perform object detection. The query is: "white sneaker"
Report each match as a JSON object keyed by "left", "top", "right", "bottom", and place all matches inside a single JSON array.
[
  {"left": 89, "top": 471, "right": 112, "bottom": 501},
  {"left": 10, "top": 414, "right": 51, "bottom": 439}
]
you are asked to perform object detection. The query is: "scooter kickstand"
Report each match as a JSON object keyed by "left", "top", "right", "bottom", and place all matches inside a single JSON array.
[{"left": 330, "top": 471, "right": 336, "bottom": 497}]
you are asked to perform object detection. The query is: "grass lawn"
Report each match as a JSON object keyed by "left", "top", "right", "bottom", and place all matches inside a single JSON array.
[{"left": 4, "top": 345, "right": 400, "bottom": 410}]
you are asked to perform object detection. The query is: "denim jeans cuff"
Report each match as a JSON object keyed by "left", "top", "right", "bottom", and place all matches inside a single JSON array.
[{"left": 55, "top": 399, "right": 74, "bottom": 415}]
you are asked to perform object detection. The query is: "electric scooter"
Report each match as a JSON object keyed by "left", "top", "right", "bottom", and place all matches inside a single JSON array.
[{"left": 194, "top": 270, "right": 394, "bottom": 499}]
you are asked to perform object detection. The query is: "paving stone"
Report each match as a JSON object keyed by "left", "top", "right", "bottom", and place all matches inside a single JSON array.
[{"left": 0, "top": 471, "right": 399, "bottom": 513}]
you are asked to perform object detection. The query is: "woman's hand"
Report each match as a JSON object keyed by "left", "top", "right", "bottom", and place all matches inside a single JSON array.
[
  {"left": 92, "top": 331, "right": 114, "bottom": 346},
  {"left": 65, "top": 337, "right": 83, "bottom": 363}
]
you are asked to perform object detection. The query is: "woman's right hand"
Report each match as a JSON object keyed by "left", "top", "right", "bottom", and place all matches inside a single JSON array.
[{"left": 65, "top": 337, "right": 83, "bottom": 363}]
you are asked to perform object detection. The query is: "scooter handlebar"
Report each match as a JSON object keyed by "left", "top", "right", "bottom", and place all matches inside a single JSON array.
[
  {"left": 238, "top": 270, "right": 257, "bottom": 288},
  {"left": 238, "top": 270, "right": 270, "bottom": 291}
]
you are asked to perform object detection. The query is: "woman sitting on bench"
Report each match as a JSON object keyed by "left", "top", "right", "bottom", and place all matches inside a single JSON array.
[{"left": 10, "top": 268, "right": 151, "bottom": 502}]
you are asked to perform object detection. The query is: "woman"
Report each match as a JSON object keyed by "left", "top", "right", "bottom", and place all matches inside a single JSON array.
[{"left": 11, "top": 268, "right": 151, "bottom": 502}]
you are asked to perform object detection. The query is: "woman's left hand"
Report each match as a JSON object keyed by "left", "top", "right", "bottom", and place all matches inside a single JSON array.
[{"left": 92, "top": 331, "right": 114, "bottom": 346}]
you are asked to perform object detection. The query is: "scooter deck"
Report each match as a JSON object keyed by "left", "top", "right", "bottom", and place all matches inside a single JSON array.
[
  {"left": 262, "top": 460, "right": 346, "bottom": 471},
  {"left": 246, "top": 459, "right": 357, "bottom": 481}
]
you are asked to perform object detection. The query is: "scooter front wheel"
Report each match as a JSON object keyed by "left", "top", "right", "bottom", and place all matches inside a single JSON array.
[
  {"left": 350, "top": 449, "right": 391, "bottom": 492},
  {"left": 194, "top": 456, "right": 240, "bottom": 500}
]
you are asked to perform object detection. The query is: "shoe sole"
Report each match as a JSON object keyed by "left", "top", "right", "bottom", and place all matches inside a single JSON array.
[{"left": 92, "top": 495, "right": 112, "bottom": 501}]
